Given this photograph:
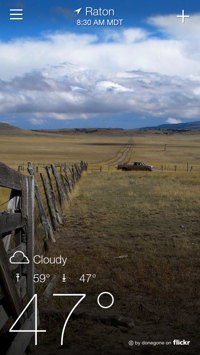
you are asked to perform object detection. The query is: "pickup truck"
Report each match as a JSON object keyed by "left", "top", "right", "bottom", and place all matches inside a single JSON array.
[{"left": 117, "top": 161, "right": 153, "bottom": 171}]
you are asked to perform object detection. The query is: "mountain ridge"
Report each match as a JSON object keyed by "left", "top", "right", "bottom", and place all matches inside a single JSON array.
[
  {"left": 143, "top": 120, "right": 200, "bottom": 130},
  {"left": 0, "top": 120, "right": 200, "bottom": 136}
]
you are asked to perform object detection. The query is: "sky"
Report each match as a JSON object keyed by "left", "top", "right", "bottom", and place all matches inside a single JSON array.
[{"left": 0, "top": 0, "right": 200, "bottom": 129}]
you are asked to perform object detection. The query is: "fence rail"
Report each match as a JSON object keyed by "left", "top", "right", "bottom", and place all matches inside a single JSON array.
[
  {"left": 87, "top": 162, "right": 200, "bottom": 173},
  {"left": 0, "top": 162, "right": 34, "bottom": 355},
  {"left": 0, "top": 159, "right": 87, "bottom": 354}
]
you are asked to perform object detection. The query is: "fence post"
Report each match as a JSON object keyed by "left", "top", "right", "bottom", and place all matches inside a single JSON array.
[
  {"left": 74, "top": 163, "right": 81, "bottom": 180},
  {"left": 60, "top": 174, "right": 70, "bottom": 200},
  {"left": 0, "top": 162, "right": 36, "bottom": 354},
  {"left": 51, "top": 164, "right": 66, "bottom": 212},
  {"left": 45, "top": 166, "right": 62, "bottom": 225},
  {"left": 27, "top": 162, "right": 55, "bottom": 243},
  {"left": 68, "top": 166, "right": 75, "bottom": 187},
  {"left": 74, "top": 165, "right": 78, "bottom": 181},
  {"left": 40, "top": 173, "right": 59, "bottom": 231},
  {"left": 63, "top": 168, "right": 73, "bottom": 193},
  {"left": 24, "top": 175, "right": 35, "bottom": 308}
]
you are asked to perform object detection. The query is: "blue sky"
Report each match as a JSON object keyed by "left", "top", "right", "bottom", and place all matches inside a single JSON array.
[{"left": 0, "top": 0, "right": 200, "bottom": 129}]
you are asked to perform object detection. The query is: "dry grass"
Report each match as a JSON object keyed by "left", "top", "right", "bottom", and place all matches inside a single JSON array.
[
  {"left": 0, "top": 131, "right": 200, "bottom": 170},
  {"left": 1, "top": 130, "right": 200, "bottom": 354},
  {"left": 36, "top": 170, "right": 200, "bottom": 354},
  {"left": 0, "top": 134, "right": 131, "bottom": 170}
]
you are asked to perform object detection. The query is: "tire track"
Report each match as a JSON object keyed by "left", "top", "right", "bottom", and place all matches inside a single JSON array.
[{"left": 108, "top": 144, "right": 132, "bottom": 165}]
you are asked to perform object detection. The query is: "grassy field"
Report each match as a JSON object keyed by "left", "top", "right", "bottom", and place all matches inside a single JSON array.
[
  {"left": 0, "top": 133, "right": 130, "bottom": 168},
  {"left": 0, "top": 130, "right": 200, "bottom": 354},
  {"left": 0, "top": 130, "right": 200, "bottom": 169},
  {"left": 35, "top": 170, "right": 200, "bottom": 355}
]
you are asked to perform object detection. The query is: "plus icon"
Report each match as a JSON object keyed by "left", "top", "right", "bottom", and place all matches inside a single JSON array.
[{"left": 177, "top": 10, "right": 190, "bottom": 23}]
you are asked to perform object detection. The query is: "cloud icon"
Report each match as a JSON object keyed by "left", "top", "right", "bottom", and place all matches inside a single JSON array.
[{"left": 9, "top": 251, "right": 30, "bottom": 264}]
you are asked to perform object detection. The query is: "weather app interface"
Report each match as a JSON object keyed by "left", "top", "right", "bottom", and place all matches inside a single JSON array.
[{"left": 0, "top": 1, "right": 200, "bottom": 355}]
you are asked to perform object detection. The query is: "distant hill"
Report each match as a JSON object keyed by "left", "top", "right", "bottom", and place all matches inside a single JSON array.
[
  {"left": 33, "top": 124, "right": 200, "bottom": 137},
  {"left": 32, "top": 127, "right": 134, "bottom": 136},
  {"left": 1, "top": 121, "right": 200, "bottom": 138},
  {"left": 0, "top": 122, "right": 34, "bottom": 136},
  {"left": 144, "top": 120, "right": 200, "bottom": 130},
  {"left": 33, "top": 123, "right": 200, "bottom": 137}
]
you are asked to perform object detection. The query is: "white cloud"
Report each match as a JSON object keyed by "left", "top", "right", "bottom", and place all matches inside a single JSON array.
[
  {"left": 0, "top": 68, "right": 199, "bottom": 120},
  {"left": 28, "top": 118, "right": 46, "bottom": 125},
  {"left": 166, "top": 118, "right": 182, "bottom": 124},
  {"left": 103, "top": 28, "right": 148, "bottom": 43},
  {"left": 96, "top": 80, "right": 134, "bottom": 92},
  {"left": 1, "top": 15, "right": 200, "bottom": 81},
  {"left": 1, "top": 13, "right": 200, "bottom": 122}
]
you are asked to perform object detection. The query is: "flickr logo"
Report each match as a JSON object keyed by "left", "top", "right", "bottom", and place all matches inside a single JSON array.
[{"left": 173, "top": 339, "right": 190, "bottom": 345}]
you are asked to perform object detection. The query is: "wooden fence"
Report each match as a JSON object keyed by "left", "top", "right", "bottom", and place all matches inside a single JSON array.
[
  {"left": 87, "top": 163, "right": 200, "bottom": 173},
  {"left": 27, "top": 160, "right": 87, "bottom": 247},
  {"left": 0, "top": 162, "right": 34, "bottom": 355},
  {"left": 0, "top": 160, "right": 87, "bottom": 354}
]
